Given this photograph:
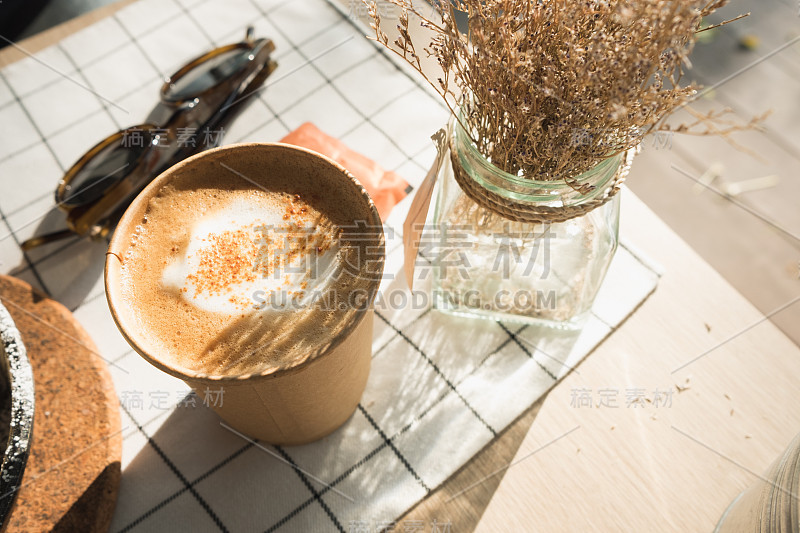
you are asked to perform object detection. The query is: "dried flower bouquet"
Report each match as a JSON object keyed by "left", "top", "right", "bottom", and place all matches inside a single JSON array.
[{"left": 365, "top": 0, "right": 761, "bottom": 189}]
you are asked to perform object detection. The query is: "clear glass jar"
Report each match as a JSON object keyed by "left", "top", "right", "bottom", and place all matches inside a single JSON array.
[
  {"left": 431, "top": 118, "right": 625, "bottom": 327},
  {"left": 714, "top": 431, "right": 800, "bottom": 533}
]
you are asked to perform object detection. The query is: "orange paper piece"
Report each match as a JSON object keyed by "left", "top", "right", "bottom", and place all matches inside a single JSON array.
[{"left": 280, "top": 123, "right": 409, "bottom": 221}]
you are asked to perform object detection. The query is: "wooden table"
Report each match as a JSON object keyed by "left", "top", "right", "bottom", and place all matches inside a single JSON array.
[
  {"left": 408, "top": 190, "right": 800, "bottom": 532},
  {"left": 3, "top": 3, "right": 800, "bottom": 532}
]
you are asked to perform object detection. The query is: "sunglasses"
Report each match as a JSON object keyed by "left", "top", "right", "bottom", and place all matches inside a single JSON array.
[{"left": 22, "top": 27, "right": 277, "bottom": 250}]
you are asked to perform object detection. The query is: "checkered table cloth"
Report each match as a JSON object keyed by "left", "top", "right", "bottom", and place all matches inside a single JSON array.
[{"left": 0, "top": 0, "right": 661, "bottom": 531}]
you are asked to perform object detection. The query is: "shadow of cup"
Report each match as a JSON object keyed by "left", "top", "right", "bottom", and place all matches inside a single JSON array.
[{"left": 105, "top": 143, "right": 385, "bottom": 445}]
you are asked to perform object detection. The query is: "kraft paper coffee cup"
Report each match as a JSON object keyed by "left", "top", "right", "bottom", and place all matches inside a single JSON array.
[{"left": 105, "top": 143, "right": 385, "bottom": 445}]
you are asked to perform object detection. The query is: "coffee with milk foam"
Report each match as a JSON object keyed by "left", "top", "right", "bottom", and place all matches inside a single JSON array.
[{"left": 119, "top": 178, "right": 369, "bottom": 377}]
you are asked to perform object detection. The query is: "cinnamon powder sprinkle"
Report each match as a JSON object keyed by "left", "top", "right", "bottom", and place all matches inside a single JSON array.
[
  {"left": 186, "top": 229, "right": 258, "bottom": 295},
  {"left": 252, "top": 194, "right": 338, "bottom": 280},
  {"left": 184, "top": 193, "right": 340, "bottom": 307}
]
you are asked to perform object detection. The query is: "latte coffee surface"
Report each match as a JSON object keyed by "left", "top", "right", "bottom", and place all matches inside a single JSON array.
[{"left": 117, "top": 157, "right": 379, "bottom": 378}]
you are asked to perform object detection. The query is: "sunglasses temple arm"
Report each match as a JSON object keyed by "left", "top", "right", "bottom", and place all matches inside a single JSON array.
[{"left": 20, "top": 229, "right": 76, "bottom": 251}]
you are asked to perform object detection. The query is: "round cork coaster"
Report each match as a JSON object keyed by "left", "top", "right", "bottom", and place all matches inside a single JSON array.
[{"left": 0, "top": 275, "right": 121, "bottom": 532}]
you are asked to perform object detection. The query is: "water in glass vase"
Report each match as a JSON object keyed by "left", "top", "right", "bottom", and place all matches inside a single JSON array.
[{"left": 433, "top": 192, "right": 619, "bottom": 326}]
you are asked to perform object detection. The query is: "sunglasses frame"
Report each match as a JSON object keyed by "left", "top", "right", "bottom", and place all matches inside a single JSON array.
[{"left": 22, "top": 27, "right": 276, "bottom": 250}]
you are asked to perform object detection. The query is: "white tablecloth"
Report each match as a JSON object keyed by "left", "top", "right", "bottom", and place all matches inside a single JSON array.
[{"left": 0, "top": 0, "right": 661, "bottom": 530}]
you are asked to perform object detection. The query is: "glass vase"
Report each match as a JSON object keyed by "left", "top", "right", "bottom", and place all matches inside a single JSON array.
[
  {"left": 714, "top": 431, "right": 800, "bottom": 533},
  {"left": 431, "top": 118, "right": 630, "bottom": 327}
]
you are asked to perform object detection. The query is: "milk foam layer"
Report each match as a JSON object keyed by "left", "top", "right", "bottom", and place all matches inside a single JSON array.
[{"left": 159, "top": 198, "right": 340, "bottom": 315}]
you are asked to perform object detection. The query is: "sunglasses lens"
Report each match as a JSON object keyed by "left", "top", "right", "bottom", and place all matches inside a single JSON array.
[
  {"left": 61, "top": 140, "right": 145, "bottom": 207},
  {"left": 165, "top": 47, "right": 254, "bottom": 101}
]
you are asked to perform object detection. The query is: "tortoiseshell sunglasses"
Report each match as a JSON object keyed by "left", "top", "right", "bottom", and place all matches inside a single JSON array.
[{"left": 22, "top": 27, "right": 277, "bottom": 250}]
